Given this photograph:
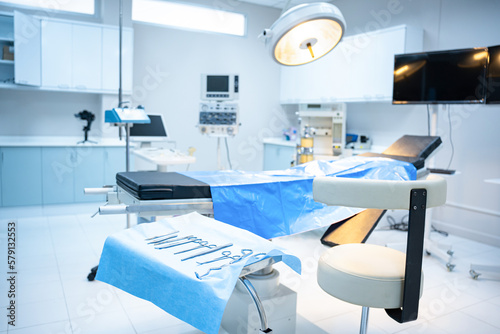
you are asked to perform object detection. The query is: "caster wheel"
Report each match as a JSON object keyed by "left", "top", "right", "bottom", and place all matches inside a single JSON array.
[
  {"left": 87, "top": 266, "right": 98, "bottom": 281},
  {"left": 446, "top": 263, "right": 456, "bottom": 272},
  {"left": 447, "top": 250, "right": 454, "bottom": 256},
  {"left": 425, "top": 250, "right": 431, "bottom": 256},
  {"left": 469, "top": 269, "right": 481, "bottom": 280}
]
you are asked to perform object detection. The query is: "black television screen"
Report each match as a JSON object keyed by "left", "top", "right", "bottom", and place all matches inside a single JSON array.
[
  {"left": 130, "top": 115, "right": 167, "bottom": 138},
  {"left": 486, "top": 45, "right": 500, "bottom": 104},
  {"left": 393, "top": 48, "right": 488, "bottom": 104}
]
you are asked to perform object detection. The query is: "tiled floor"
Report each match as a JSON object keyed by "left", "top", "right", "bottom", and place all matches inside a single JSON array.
[{"left": 1, "top": 203, "right": 499, "bottom": 333}]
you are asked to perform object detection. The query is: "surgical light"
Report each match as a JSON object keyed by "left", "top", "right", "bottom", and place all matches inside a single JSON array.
[{"left": 260, "top": 2, "right": 346, "bottom": 66}]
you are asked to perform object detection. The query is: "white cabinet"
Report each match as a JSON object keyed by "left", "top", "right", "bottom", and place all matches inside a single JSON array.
[
  {"left": 280, "top": 25, "right": 423, "bottom": 104},
  {"left": 40, "top": 19, "right": 132, "bottom": 93},
  {"left": 0, "top": 13, "right": 14, "bottom": 84},
  {"left": 0, "top": 11, "right": 41, "bottom": 86},
  {"left": 14, "top": 11, "right": 41, "bottom": 86},
  {"left": 1, "top": 12, "right": 134, "bottom": 94},
  {"left": 102, "top": 27, "right": 133, "bottom": 93},
  {"left": 72, "top": 23, "right": 102, "bottom": 91},
  {"left": 41, "top": 20, "right": 103, "bottom": 91},
  {"left": 41, "top": 20, "right": 72, "bottom": 89}
]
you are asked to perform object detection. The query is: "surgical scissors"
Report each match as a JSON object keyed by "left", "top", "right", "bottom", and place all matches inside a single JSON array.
[{"left": 196, "top": 249, "right": 253, "bottom": 266}]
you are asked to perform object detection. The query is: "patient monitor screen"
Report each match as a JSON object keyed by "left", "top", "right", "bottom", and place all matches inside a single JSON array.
[
  {"left": 130, "top": 115, "right": 167, "bottom": 138},
  {"left": 207, "top": 76, "right": 229, "bottom": 92}
]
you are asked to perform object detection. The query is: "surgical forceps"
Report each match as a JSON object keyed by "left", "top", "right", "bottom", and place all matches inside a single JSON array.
[
  {"left": 145, "top": 230, "right": 179, "bottom": 242},
  {"left": 151, "top": 234, "right": 195, "bottom": 246},
  {"left": 173, "top": 241, "right": 217, "bottom": 255},
  {"left": 147, "top": 234, "right": 180, "bottom": 245},
  {"left": 155, "top": 236, "right": 203, "bottom": 250},
  {"left": 195, "top": 251, "right": 265, "bottom": 280},
  {"left": 196, "top": 249, "right": 253, "bottom": 266}
]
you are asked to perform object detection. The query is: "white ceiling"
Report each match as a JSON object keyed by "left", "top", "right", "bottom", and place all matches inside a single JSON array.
[{"left": 238, "top": 0, "right": 322, "bottom": 10}]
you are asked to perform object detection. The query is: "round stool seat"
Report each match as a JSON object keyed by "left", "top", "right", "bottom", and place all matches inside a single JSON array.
[{"left": 317, "top": 243, "right": 422, "bottom": 309}]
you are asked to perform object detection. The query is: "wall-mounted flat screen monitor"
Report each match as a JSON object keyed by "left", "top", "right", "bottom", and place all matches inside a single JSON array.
[
  {"left": 130, "top": 114, "right": 168, "bottom": 147},
  {"left": 393, "top": 47, "right": 488, "bottom": 104},
  {"left": 486, "top": 45, "right": 500, "bottom": 104}
]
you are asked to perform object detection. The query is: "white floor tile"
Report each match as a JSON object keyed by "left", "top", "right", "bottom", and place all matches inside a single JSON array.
[
  {"left": 16, "top": 279, "right": 65, "bottom": 305},
  {"left": 315, "top": 310, "right": 388, "bottom": 334},
  {"left": 460, "top": 300, "right": 500, "bottom": 329},
  {"left": 123, "top": 304, "right": 186, "bottom": 333},
  {"left": 14, "top": 298, "right": 69, "bottom": 329},
  {"left": 71, "top": 310, "right": 136, "bottom": 334},
  {"left": 7, "top": 320, "right": 74, "bottom": 334},
  {"left": 432, "top": 311, "right": 500, "bottom": 334},
  {"left": 65, "top": 284, "right": 122, "bottom": 320}
]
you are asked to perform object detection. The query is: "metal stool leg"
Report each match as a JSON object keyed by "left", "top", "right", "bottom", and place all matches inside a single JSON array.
[
  {"left": 239, "top": 276, "right": 272, "bottom": 333},
  {"left": 360, "top": 306, "right": 369, "bottom": 334}
]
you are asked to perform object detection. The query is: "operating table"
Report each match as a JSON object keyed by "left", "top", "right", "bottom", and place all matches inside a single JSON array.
[{"left": 89, "top": 135, "right": 441, "bottom": 236}]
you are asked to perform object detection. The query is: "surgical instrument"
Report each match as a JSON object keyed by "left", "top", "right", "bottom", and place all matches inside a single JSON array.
[
  {"left": 145, "top": 230, "right": 179, "bottom": 241},
  {"left": 180, "top": 243, "right": 233, "bottom": 261},
  {"left": 147, "top": 234, "right": 180, "bottom": 245},
  {"left": 196, "top": 249, "right": 253, "bottom": 266},
  {"left": 151, "top": 234, "right": 194, "bottom": 246},
  {"left": 173, "top": 241, "right": 217, "bottom": 255},
  {"left": 155, "top": 237, "right": 204, "bottom": 250},
  {"left": 195, "top": 251, "right": 264, "bottom": 280}
]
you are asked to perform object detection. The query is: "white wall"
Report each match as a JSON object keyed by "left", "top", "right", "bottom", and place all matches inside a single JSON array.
[
  {"left": 128, "top": 1, "right": 284, "bottom": 172},
  {"left": 334, "top": 0, "right": 500, "bottom": 245}
]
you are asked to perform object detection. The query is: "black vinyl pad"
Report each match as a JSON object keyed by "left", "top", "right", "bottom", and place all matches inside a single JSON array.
[
  {"left": 382, "top": 135, "right": 442, "bottom": 159},
  {"left": 359, "top": 135, "right": 441, "bottom": 170},
  {"left": 116, "top": 172, "right": 211, "bottom": 200}
]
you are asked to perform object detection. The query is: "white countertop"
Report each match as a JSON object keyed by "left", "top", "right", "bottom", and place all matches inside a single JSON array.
[
  {"left": 262, "top": 137, "right": 298, "bottom": 147},
  {"left": 0, "top": 136, "right": 128, "bottom": 147}
]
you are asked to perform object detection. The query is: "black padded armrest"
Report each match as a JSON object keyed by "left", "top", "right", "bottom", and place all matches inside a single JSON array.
[
  {"left": 359, "top": 135, "right": 441, "bottom": 170},
  {"left": 383, "top": 135, "right": 442, "bottom": 159}
]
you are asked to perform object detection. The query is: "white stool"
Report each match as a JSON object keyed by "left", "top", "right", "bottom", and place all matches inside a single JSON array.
[{"left": 313, "top": 175, "right": 447, "bottom": 333}]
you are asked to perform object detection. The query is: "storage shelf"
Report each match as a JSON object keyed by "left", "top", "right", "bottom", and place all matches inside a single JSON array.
[
  {"left": 0, "top": 59, "right": 14, "bottom": 65},
  {"left": 0, "top": 37, "right": 13, "bottom": 42}
]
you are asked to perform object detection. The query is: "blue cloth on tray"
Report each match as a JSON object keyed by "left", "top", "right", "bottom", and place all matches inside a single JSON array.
[
  {"left": 96, "top": 212, "right": 301, "bottom": 334},
  {"left": 182, "top": 156, "right": 416, "bottom": 239}
]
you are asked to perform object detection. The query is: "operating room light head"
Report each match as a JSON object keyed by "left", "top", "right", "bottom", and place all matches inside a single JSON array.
[
  {"left": 274, "top": 19, "right": 343, "bottom": 66},
  {"left": 261, "top": 2, "right": 346, "bottom": 66}
]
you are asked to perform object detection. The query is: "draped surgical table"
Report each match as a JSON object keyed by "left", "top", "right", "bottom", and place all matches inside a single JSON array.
[
  {"left": 93, "top": 135, "right": 441, "bottom": 239},
  {"left": 90, "top": 135, "right": 443, "bottom": 333}
]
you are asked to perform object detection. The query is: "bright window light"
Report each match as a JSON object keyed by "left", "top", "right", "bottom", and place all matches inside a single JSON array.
[
  {"left": 0, "top": 0, "right": 95, "bottom": 15},
  {"left": 132, "top": 0, "right": 246, "bottom": 37}
]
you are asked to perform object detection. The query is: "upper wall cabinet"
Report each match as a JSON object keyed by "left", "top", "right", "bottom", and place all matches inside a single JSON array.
[
  {"left": 0, "top": 11, "right": 41, "bottom": 86},
  {"left": 0, "top": 11, "right": 133, "bottom": 94},
  {"left": 14, "top": 11, "right": 41, "bottom": 86},
  {"left": 41, "top": 20, "right": 103, "bottom": 91},
  {"left": 41, "top": 19, "right": 133, "bottom": 94},
  {"left": 280, "top": 25, "right": 423, "bottom": 104}
]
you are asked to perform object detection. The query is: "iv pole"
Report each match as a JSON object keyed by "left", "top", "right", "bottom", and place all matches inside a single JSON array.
[{"left": 117, "top": 0, "right": 132, "bottom": 228}]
